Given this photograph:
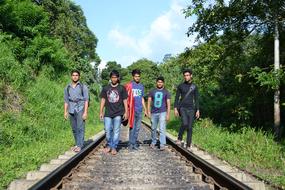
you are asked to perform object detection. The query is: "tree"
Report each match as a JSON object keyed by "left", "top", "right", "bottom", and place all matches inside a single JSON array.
[
  {"left": 126, "top": 58, "right": 159, "bottom": 93},
  {"left": 101, "top": 61, "right": 127, "bottom": 86},
  {"left": 184, "top": 0, "right": 285, "bottom": 136}
]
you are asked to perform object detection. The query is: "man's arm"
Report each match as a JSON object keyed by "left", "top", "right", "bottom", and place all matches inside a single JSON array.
[
  {"left": 147, "top": 97, "right": 152, "bottom": 118},
  {"left": 64, "top": 103, "right": 68, "bottom": 120},
  {"left": 123, "top": 99, "right": 128, "bottom": 120},
  {"left": 166, "top": 98, "right": 171, "bottom": 121},
  {"left": 82, "top": 85, "right": 89, "bottom": 120},
  {"left": 174, "top": 85, "right": 181, "bottom": 117},
  {"left": 64, "top": 87, "right": 69, "bottom": 120},
  {"left": 142, "top": 97, "right": 148, "bottom": 117},
  {"left": 99, "top": 98, "right": 105, "bottom": 120},
  {"left": 194, "top": 86, "right": 200, "bottom": 119}
]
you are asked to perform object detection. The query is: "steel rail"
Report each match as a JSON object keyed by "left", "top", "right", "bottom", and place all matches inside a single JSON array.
[
  {"left": 142, "top": 120, "right": 252, "bottom": 190},
  {"left": 28, "top": 132, "right": 105, "bottom": 190}
]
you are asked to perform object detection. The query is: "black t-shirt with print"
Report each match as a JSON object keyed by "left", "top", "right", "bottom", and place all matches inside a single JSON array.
[{"left": 100, "top": 84, "right": 128, "bottom": 117}]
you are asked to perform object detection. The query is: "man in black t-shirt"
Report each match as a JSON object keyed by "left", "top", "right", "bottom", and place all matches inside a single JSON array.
[
  {"left": 174, "top": 69, "right": 200, "bottom": 151},
  {"left": 100, "top": 70, "right": 128, "bottom": 155}
]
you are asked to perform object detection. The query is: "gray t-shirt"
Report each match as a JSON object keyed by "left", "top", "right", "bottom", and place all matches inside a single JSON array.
[
  {"left": 64, "top": 82, "right": 89, "bottom": 114},
  {"left": 148, "top": 88, "right": 171, "bottom": 113}
]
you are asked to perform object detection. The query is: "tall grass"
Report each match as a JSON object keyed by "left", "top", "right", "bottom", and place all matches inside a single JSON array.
[
  {"left": 0, "top": 75, "right": 103, "bottom": 189},
  {"left": 167, "top": 117, "right": 285, "bottom": 187}
]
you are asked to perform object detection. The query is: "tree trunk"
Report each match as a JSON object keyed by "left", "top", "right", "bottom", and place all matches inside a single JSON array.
[{"left": 274, "top": 22, "right": 281, "bottom": 139}]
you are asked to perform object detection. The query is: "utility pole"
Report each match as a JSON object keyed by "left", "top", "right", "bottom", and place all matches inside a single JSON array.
[{"left": 274, "top": 21, "right": 280, "bottom": 138}]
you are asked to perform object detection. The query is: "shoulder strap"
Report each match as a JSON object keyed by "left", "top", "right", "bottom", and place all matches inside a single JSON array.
[
  {"left": 80, "top": 83, "right": 84, "bottom": 96},
  {"left": 180, "top": 84, "right": 195, "bottom": 105},
  {"left": 67, "top": 85, "right": 70, "bottom": 97}
]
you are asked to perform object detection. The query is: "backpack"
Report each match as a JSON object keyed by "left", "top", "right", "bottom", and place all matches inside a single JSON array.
[{"left": 67, "top": 83, "right": 90, "bottom": 107}]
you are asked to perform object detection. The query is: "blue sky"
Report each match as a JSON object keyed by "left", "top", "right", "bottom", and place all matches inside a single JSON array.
[{"left": 73, "top": 0, "right": 195, "bottom": 68}]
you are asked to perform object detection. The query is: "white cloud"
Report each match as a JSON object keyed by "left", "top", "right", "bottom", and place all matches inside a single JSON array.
[
  {"left": 98, "top": 59, "right": 107, "bottom": 70},
  {"left": 108, "top": 0, "right": 196, "bottom": 66}
]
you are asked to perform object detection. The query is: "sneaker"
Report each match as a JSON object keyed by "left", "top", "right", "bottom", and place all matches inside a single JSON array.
[
  {"left": 186, "top": 145, "right": 192, "bottom": 152},
  {"left": 71, "top": 146, "right": 77, "bottom": 151},
  {"left": 160, "top": 146, "right": 166, "bottom": 151},
  {"left": 150, "top": 144, "right": 156, "bottom": 149},
  {"left": 176, "top": 140, "right": 182, "bottom": 145},
  {"left": 74, "top": 146, "right": 81, "bottom": 152}
]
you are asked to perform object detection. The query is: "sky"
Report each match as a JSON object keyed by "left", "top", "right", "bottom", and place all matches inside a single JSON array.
[{"left": 73, "top": 0, "right": 196, "bottom": 69}]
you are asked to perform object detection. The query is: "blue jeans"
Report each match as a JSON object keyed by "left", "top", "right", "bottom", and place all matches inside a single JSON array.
[
  {"left": 151, "top": 112, "right": 166, "bottom": 147},
  {"left": 129, "top": 112, "right": 142, "bottom": 147},
  {"left": 104, "top": 116, "right": 122, "bottom": 149},
  {"left": 69, "top": 110, "right": 85, "bottom": 148}
]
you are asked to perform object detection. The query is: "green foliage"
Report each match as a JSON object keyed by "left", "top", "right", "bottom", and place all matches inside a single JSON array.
[
  {"left": 249, "top": 66, "right": 285, "bottom": 90},
  {"left": 0, "top": 39, "right": 31, "bottom": 88},
  {"left": 0, "top": 0, "right": 100, "bottom": 89},
  {"left": 184, "top": 0, "right": 285, "bottom": 40},
  {"left": 24, "top": 36, "right": 71, "bottom": 77},
  {"left": 0, "top": 0, "right": 49, "bottom": 37},
  {"left": 41, "top": 0, "right": 100, "bottom": 63}
]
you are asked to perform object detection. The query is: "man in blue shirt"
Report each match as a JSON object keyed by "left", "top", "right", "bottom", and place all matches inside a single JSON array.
[
  {"left": 64, "top": 70, "right": 89, "bottom": 152},
  {"left": 147, "top": 76, "right": 171, "bottom": 150},
  {"left": 126, "top": 69, "right": 148, "bottom": 151}
]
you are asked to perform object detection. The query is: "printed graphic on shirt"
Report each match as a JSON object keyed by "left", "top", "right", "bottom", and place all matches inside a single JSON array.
[
  {"left": 154, "top": 91, "right": 163, "bottom": 108},
  {"left": 107, "top": 89, "right": 119, "bottom": 103},
  {"left": 132, "top": 89, "right": 142, "bottom": 97}
]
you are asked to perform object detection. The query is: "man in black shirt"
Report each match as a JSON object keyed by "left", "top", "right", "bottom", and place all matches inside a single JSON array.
[
  {"left": 174, "top": 69, "right": 200, "bottom": 150},
  {"left": 100, "top": 70, "right": 128, "bottom": 155}
]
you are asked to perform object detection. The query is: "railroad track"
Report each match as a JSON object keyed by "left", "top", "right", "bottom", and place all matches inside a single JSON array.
[{"left": 21, "top": 121, "right": 263, "bottom": 190}]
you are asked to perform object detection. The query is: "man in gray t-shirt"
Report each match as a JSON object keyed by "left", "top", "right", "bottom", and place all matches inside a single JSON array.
[{"left": 64, "top": 70, "right": 89, "bottom": 152}]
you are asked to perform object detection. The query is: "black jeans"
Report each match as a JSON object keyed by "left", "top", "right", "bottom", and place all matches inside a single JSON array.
[{"left": 178, "top": 107, "right": 195, "bottom": 147}]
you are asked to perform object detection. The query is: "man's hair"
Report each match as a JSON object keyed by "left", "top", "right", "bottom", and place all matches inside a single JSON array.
[
  {"left": 132, "top": 69, "right": 141, "bottom": 76},
  {"left": 183, "top": 68, "right": 192, "bottom": 75},
  {"left": 156, "top": 76, "right": 164, "bottom": 82},
  {"left": 109, "top": 70, "right": 120, "bottom": 78},
  {"left": 71, "top": 69, "right": 80, "bottom": 76}
]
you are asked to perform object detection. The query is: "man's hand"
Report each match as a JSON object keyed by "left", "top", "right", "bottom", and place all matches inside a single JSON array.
[
  {"left": 195, "top": 110, "right": 200, "bottom": 119},
  {"left": 64, "top": 112, "right": 68, "bottom": 120},
  {"left": 82, "top": 112, "right": 88, "bottom": 120},
  {"left": 123, "top": 112, "right": 128, "bottom": 120},
  {"left": 174, "top": 108, "right": 179, "bottom": 117},
  {"left": 166, "top": 114, "right": 170, "bottom": 122},
  {"left": 147, "top": 111, "right": 151, "bottom": 119},
  {"left": 144, "top": 110, "right": 148, "bottom": 118},
  {"left": 99, "top": 112, "right": 104, "bottom": 121}
]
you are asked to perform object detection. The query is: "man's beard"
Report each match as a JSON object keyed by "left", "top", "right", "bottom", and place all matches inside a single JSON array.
[{"left": 72, "top": 79, "right": 79, "bottom": 83}]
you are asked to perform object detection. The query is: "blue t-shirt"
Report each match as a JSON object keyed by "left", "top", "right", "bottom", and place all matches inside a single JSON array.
[
  {"left": 148, "top": 88, "right": 171, "bottom": 113},
  {"left": 132, "top": 81, "right": 144, "bottom": 113}
]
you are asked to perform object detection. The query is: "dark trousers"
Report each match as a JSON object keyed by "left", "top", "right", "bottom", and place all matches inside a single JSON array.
[{"left": 178, "top": 107, "right": 195, "bottom": 147}]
